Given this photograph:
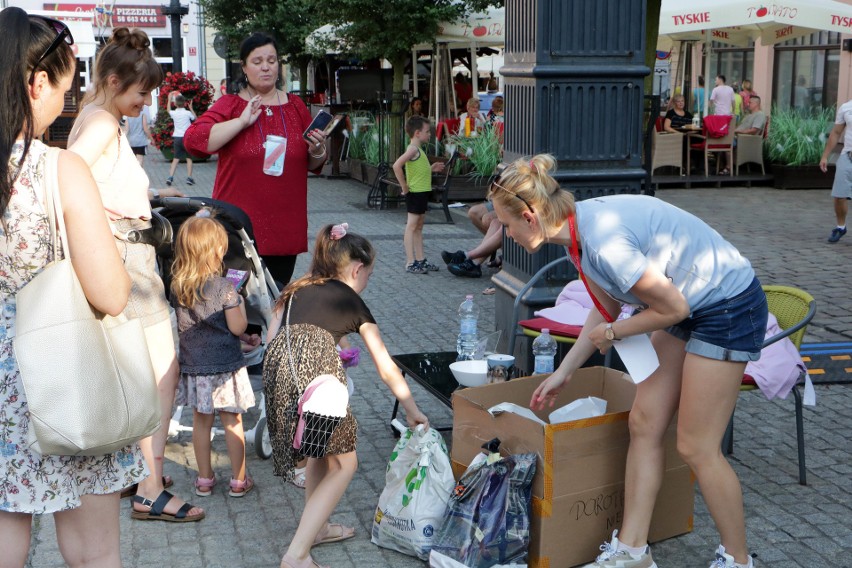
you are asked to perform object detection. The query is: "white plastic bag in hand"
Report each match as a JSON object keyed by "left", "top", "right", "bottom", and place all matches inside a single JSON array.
[{"left": 371, "top": 426, "right": 455, "bottom": 560}]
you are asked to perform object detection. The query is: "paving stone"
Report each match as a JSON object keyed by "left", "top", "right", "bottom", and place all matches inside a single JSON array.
[{"left": 21, "top": 158, "right": 852, "bottom": 567}]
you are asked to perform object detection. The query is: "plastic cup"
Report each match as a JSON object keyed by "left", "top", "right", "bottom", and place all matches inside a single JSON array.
[{"left": 263, "top": 135, "right": 287, "bottom": 176}]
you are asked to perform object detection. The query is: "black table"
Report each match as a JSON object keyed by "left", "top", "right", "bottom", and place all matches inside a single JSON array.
[{"left": 391, "top": 351, "right": 462, "bottom": 433}]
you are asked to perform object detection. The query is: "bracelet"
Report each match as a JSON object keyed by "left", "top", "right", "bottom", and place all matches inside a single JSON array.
[{"left": 310, "top": 147, "right": 327, "bottom": 159}]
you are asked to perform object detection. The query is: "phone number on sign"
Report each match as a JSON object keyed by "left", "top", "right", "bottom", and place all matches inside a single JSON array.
[{"left": 115, "top": 15, "right": 161, "bottom": 24}]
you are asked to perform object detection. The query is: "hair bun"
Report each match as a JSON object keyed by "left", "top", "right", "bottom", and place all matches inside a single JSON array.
[{"left": 109, "top": 27, "right": 151, "bottom": 52}]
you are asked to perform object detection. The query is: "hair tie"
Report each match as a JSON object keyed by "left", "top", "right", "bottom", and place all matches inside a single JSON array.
[
  {"left": 529, "top": 159, "right": 536, "bottom": 173},
  {"left": 330, "top": 223, "right": 349, "bottom": 240},
  {"left": 195, "top": 209, "right": 212, "bottom": 218}
]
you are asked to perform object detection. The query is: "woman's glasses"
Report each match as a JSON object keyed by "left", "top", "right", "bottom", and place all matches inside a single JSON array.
[
  {"left": 489, "top": 163, "right": 534, "bottom": 212},
  {"left": 30, "top": 17, "right": 74, "bottom": 81}
]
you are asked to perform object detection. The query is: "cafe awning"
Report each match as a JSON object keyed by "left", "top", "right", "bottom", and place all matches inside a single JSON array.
[{"left": 660, "top": 0, "right": 852, "bottom": 47}]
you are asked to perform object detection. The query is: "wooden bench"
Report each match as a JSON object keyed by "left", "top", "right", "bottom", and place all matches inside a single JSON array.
[{"left": 368, "top": 152, "right": 459, "bottom": 224}]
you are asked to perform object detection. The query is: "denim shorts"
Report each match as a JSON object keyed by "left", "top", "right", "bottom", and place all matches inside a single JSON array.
[{"left": 665, "top": 277, "right": 768, "bottom": 362}]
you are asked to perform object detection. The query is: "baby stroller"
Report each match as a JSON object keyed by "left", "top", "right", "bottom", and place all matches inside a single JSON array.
[{"left": 152, "top": 196, "right": 279, "bottom": 459}]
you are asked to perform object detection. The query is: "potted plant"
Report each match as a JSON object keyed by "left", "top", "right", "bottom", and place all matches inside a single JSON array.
[
  {"left": 443, "top": 123, "right": 503, "bottom": 200},
  {"left": 346, "top": 111, "right": 373, "bottom": 182},
  {"left": 151, "top": 71, "right": 215, "bottom": 161},
  {"left": 767, "top": 106, "right": 836, "bottom": 189}
]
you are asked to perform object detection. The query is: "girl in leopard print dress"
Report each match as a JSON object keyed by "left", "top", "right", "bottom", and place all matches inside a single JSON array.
[{"left": 263, "top": 223, "right": 429, "bottom": 568}]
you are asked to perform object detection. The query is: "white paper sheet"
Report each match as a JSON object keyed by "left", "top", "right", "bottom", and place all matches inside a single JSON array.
[
  {"left": 487, "top": 403, "right": 547, "bottom": 425},
  {"left": 612, "top": 333, "right": 659, "bottom": 383}
]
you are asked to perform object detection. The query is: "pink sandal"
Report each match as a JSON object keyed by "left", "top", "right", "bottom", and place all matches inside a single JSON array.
[
  {"left": 194, "top": 475, "right": 216, "bottom": 497},
  {"left": 281, "top": 554, "right": 328, "bottom": 568},
  {"left": 229, "top": 475, "right": 254, "bottom": 497}
]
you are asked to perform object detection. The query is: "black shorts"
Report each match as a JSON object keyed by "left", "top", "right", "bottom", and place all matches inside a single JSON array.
[
  {"left": 173, "top": 137, "right": 187, "bottom": 160},
  {"left": 405, "top": 191, "right": 430, "bottom": 214},
  {"left": 131, "top": 145, "right": 147, "bottom": 156}
]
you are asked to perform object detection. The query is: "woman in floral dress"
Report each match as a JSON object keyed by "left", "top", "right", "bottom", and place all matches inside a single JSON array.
[{"left": 0, "top": 8, "right": 143, "bottom": 566}]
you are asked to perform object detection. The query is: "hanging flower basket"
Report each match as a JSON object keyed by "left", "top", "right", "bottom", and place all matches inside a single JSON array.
[{"left": 151, "top": 71, "right": 214, "bottom": 161}]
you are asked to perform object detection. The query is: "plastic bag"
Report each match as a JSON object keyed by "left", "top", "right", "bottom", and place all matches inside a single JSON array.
[
  {"left": 429, "top": 450, "right": 536, "bottom": 568},
  {"left": 372, "top": 426, "right": 455, "bottom": 560}
]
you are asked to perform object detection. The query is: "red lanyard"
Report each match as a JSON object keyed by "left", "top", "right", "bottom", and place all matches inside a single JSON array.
[{"left": 567, "top": 213, "right": 615, "bottom": 324}]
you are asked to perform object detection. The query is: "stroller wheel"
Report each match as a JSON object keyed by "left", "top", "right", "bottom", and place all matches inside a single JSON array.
[{"left": 255, "top": 416, "right": 272, "bottom": 460}]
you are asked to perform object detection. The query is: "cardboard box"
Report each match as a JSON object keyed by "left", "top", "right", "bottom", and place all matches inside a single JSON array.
[{"left": 451, "top": 367, "right": 694, "bottom": 568}]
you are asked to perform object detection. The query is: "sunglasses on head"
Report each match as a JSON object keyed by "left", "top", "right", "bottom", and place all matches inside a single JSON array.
[
  {"left": 30, "top": 16, "right": 74, "bottom": 81},
  {"left": 490, "top": 162, "right": 534, "bottom": 213}
]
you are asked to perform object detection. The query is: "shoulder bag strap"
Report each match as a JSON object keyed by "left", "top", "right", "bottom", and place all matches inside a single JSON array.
[
  {"left": 284, "top": 295, "right": 299, "bottom": 381},
  {"left": 41, "top": 147, "right": 69, "bottom": 263}
]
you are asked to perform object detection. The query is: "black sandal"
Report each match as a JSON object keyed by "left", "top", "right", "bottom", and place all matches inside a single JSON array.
[{"left": 130, "top": 490, "right": 205, "bottom": 523}]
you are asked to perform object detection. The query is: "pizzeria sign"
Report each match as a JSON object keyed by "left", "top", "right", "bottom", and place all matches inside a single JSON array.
[{"left": 43, "top": 3, "right": 167, "bottom": 27}]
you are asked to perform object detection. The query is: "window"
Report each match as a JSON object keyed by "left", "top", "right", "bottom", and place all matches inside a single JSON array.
[
  {"left": 704, "top": 41, "right": 754, "bottom": 90},
  {"left": 152, "top": 37, "right": 183, "bottom": 59},
  {"left": 773, "top": 32, "right": 839, "bottom": 111}
]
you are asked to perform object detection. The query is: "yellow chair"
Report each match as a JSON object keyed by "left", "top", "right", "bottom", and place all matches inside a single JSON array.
[{"left": 723, "top": 285, "right": 816, "bottom": 485}]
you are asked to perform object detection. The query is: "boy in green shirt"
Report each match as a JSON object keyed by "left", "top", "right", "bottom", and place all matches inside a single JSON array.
[{"left": 393, "top": 116, "right": 445, "bottom": 274}]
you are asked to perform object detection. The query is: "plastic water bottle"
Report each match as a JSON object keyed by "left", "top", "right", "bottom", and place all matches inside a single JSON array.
[
  {"left": 456, "top": 295, "right": 479, "bottom": 361},
  {"left": 532, "top": 329, "right": 557, "bottom": 374}
]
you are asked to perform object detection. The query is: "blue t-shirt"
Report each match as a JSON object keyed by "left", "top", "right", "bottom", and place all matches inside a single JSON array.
[{"left": 573, "top": 195, "right": 754, "bottom": 314}]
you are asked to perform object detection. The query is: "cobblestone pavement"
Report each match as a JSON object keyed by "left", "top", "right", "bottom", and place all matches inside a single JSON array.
[{"left": 26, "top": 153, "right": 852, "bottom": 567}]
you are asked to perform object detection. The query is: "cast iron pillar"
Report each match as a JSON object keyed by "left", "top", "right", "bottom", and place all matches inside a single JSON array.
[
  {"left": 494, "top": 0, "right": 650, "bottom": 366},
  {"left": 160, "top": 0, "right": 189, "bottom": 73}
]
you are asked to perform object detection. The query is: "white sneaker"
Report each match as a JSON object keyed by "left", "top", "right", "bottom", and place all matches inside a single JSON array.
[
  {"left": 581, "top": 530, "right": 657, "bottom": 568},
  {"left": 709, "top": 545, "right": 754, "bottom": 568}
]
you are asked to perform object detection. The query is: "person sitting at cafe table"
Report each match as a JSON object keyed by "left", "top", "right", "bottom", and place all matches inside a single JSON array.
[
  {"left": 459, "top": 97, "right": 488, "bottom": 132},
  {"left": 735, "top": 96, "right": 765, "bottom": 136},
  {"left": 718, "top": 96, "right": 766, "bottom": 174},
  {"left": 663, "top": 94, "right": 693, "bottom": 133}
]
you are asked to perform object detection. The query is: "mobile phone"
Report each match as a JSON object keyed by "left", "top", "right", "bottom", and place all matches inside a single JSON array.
[
  {"left": 303, "top": 111, "right": 344, "bottom": 141},
  {"left": 225, "top": 268, "right": 249, "bottom": 292}
]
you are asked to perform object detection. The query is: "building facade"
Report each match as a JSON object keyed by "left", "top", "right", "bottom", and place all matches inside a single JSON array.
[
  {"left": 12, "top": 0, "right": 227, "bottom": 90},
  {"left": 660, "top": 0, "right": 852, "bottom": 114}
]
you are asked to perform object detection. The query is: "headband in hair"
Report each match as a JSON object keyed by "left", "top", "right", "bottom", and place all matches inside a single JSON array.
[{"left": 330, "top": 223, "right": 349, "bottom": 240}]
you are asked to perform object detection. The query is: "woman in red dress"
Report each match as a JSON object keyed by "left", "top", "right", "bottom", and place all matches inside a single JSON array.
[{"left": 184, "top": 33, "right": 328, "bottom": 286}]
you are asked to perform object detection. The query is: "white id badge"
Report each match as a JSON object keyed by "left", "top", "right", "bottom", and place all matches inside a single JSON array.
[{"left": 263, "top": 135, "right": 287, "bottom": 176}]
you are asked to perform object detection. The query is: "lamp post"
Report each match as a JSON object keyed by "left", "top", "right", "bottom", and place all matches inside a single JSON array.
[
  {"left": 160, "top": 0, "right": 189, "bottom": 73},
  {"left": 494, "top": 0, "right": 650, "bottom": 368}
]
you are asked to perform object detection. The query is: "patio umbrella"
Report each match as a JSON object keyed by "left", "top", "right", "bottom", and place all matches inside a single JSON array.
[{"left": 659, "top": 0, "right": 852, "bottom": 115}]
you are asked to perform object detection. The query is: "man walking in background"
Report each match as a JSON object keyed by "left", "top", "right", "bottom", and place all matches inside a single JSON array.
[{"left": 820, "top": 98, "right": 852, "bottom": 243}]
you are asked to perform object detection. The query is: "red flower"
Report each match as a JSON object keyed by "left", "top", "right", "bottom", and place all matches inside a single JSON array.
[{"left": 151, "top": 72, "right": 214, "bottom": 151}]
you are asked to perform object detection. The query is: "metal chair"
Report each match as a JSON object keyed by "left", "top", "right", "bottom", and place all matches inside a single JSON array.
[
  {"left": 428, "top": 151, "right": 459, "bottom": 224},
  {"left": 723, "top": 285, "right": 817, "bottom": 485},
  {"left": 507, "top": 258, "right": 577, "bottom": 358}
]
